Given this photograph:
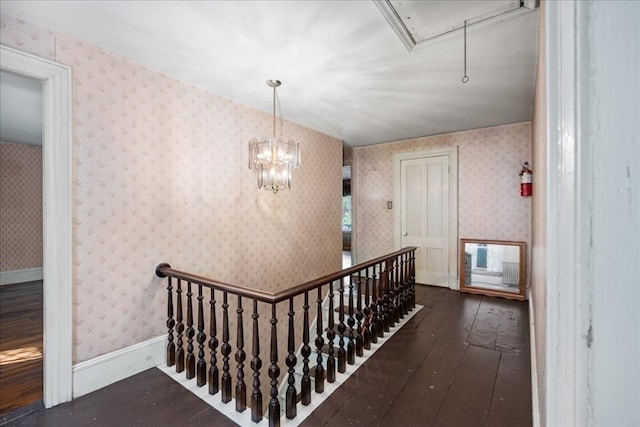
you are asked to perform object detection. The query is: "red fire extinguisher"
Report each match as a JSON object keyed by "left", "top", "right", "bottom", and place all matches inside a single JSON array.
[{"left": 520, "top": 162, "right": 533, "bottom": 197}]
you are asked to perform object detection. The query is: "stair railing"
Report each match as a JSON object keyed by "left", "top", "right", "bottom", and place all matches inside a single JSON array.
[{"left": 155, "top": 246, "right": 416, "bottom": 427}]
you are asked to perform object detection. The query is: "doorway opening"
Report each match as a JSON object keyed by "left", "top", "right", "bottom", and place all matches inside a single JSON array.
[
  {"left": 0, "top": 70, "right": 44, "bottom": 418},
  {"left": 342, "top": 165, "right": 352, "bottom": 269},
  {"left": 1, "top": 45, "right": 73, "bottom": 409}
]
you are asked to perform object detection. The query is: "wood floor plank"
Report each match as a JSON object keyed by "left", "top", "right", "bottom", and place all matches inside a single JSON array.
[
  {"left": 414, "top": 284, "right": 448, "bottom": 308},
  {"left": 0, "top": 281, "right": 43, "bottom": 415},
  {"left": 432, "top": 344, "right": 501, "bottom": 427},
  {"left": 487, "top": 352, "right": 532, "bottom": 427},
  {"left": 467, "top": 300, "right": 502, "bottom": 350},
  {"left": 495, "top": 301, "right": 529, "bottom": 355},
  {"left": 382, "top": 336, "right": 468, "bottom": 426},
  {"left": 3, "top": 368, "right": 239, "bottom": 427},
  {"left": 321, "top": 330, "right": 438, "bottom": 426},
  {"left": 415, "top": 293, "right": 481, "bottom": 341}
]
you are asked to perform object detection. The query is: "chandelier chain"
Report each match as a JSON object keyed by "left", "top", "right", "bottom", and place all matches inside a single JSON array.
[{"left": 272, "top": 85, "right": 277, "bottom": 139}]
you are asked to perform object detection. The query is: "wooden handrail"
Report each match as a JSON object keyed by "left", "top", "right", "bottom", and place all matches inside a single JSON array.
[{"left": 156, "top": 246, "right": 417, "bottom": 304}]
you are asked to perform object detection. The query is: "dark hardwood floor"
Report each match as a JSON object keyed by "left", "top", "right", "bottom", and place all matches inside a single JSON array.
[
  {"left": 3, "top": 284, "right": 531, "bottom": 426},
  {"left": 0, "top": 281, "right": 43, "bottom": 419},
  {"left": 301, "top": 284, "right": 531, "bottom": 427}
]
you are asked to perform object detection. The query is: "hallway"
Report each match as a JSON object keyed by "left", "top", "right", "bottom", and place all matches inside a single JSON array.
[{"left": 4, "top": 284, "right": 531, "bottom": 426}]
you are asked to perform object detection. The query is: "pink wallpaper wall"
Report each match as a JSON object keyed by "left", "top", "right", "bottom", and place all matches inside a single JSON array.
[
  {"left": 1, "top": 14, "right": 343, "bottom": 363},
  {"left": 0, "top": 142, "right": 43, "bottom": 271},
  {"left": 354, "top": 122, "right": 532, "bottom": 286}
]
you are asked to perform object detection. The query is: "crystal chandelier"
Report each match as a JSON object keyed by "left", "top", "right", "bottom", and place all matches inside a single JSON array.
[{"left": 248, "top": 79, "right": 301, "bottom": 193}]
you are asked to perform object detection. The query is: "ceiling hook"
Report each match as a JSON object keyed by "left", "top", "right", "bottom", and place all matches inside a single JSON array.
[{"left": 462, "top": 19, "right": 469, "bottom": 84}]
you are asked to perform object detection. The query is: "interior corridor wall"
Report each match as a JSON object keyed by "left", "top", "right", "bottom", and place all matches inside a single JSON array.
[
  {"left": 0, "top": 142, "right": 42, "bottom": 273},
  {"left": 1, "top": 13, "right": 343, "bottom": 364},
  {"left": 353, "top": 122, "right": 532, "bottom": 287}
]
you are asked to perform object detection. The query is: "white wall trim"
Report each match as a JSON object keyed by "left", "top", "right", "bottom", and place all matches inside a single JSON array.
[
  {"left": 73, "top": 336, "right": 166, "bottom": 398},
  {"left": 544, "top": 2, "right": 591, "bottom": 425},
  {"left": 393, "top": 147, "right": 459, "bottom": 289},
  {"left": 528, "top": 289, "right": 540, "bottom": 427},
  {"left": 1, "top": 44, "right": 73, "bottom": 408},
  {"left": 0, "top": 267, "right": 43, "bottom": 285}
]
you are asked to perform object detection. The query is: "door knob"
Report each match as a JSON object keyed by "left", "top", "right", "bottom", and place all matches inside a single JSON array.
[{"left": 403, "top": 232, "right": 408, "bottom": 236}]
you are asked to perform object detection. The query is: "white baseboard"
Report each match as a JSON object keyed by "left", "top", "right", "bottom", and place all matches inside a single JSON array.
[
  {"left": 0, "top": 267, "right": 43, "bottom": 285},
  {"left": 528, "top": 289, "right": 540, "bottom": 427},
  {"left": 72, "top": 335, "right": 165, "bottom": 398}
]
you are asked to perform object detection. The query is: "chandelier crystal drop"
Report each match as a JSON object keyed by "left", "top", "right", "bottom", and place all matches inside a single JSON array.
[{"left": 248, "top": 79, "right": 301, "bottom": 193}]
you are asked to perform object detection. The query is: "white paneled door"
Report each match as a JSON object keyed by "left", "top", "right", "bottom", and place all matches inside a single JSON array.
[{"left": 395, "top": 150, "right": 457, "bottom": 287}]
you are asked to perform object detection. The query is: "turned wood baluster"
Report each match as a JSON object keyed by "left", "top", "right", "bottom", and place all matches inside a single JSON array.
[
  {"left": 186, "top": 281, "right": 196, "bottom": 379},
  {"left": 355, "top": 275, "right": 364, "bottom": 357},
  {"left": 221, "top": 292, "right": 232, "bottom": 403},
  {"left": 285, "top": 298, "right": 297, "bottom": 419},
  {"left": 402, "top": 252, "right": 410, "bottom": 316},
  {"left": 315, "top": 285, "right": 325, "bottom": 392},
  {"left": 389, "top": 258, "right": 398, "bottom": 327},
  {"left": 388, "top": 258, "right": 398, "bottom": 327},
  {"left": 268, "top": 304, "right": 281, "bottom": 427},
  {"left": 166, "top": 277, "right": 176, "bottom": 366},
  {"left": 196, "top": 285, "right": 207, "bottom": 386},
  {"left": 175, "top": 279, "right": 185, "bottom": 373},
  {"left": 410, "top": 250, "right": 417, "bottom": 308},
  {"left": 326, "top": 281, "right": 336, "bottom": 383},
  {"left": 236, "top": 296, "right": 247, "bottom": 412},
  {"left": 250, "top": 299, "right": 262, "bottom": 422},
  {"left": 369, "top": 265, "right": 379, "bottom": 344},
  {"left": 377, "top": 261, "right": 388, "bottom": 337},
  {"left": 362, "top": 269, "right": 372, "bottom": 350},
  {"left": 392, "top": 258, "right": 400, "bottom": 325},
  {"left": 388, "top": 259, "right": 395, "bottom": 326},
  {"left": 397, "top": 253, "right": 405, "bottom": 316},
  {"left": 337, "top": 277, "right": 347, "bottom": 373},
  {"left": 397, "top": 255, "right": 405, "bottom": 320},
  {"left": 209, "top": 289, "right": 219, "bottom": 395},
  {"left": 381, "top": 261, "right": 391, "bottom": 333},
  {"left": 301, "top": 292, "right": 311, "bottom": 405},
  {"left": 376, "top": 263, "right": 386, "bottom": 338},
  {"left": 346, "top": 276, "right": 355, "bottom": 365}
]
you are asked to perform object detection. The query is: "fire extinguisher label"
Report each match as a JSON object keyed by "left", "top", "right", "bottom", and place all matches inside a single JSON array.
[{"left": 521, "top": 173, "right": 532, "bottom": 184}]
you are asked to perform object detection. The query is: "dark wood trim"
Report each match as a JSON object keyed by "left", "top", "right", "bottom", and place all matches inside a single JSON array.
[
  {"left": 155, "top": 247, "right": 418, "bottom": 304},
  {"left": 459, "top": 285, "right": 526, "bottom": 301}
]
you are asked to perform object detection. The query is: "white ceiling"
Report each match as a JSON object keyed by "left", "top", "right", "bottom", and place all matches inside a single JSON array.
[
  {"left": 0, "top": 70, "right": 42, "bottom": 146},
  {"left": 0, "top": 1, "right": 539, "bottom": 148}
]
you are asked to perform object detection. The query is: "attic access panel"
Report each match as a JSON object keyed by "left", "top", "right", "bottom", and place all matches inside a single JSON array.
[{"left": 376, "top": 0, "right": 536, "bottom": 50}]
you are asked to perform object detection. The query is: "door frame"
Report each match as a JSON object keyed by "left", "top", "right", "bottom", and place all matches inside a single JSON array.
[
  {"left": 1, "top": 45, "right": 73, "bottom": 407},
  {"left": 393, "top": 147, "right": 458, "bottom": 289}
]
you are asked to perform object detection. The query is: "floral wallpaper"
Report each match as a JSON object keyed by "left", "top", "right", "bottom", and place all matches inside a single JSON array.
[
  {"left": 1, "top": 13, "right": 343, "bottom": 363},
  {"left": 354, "top": 122, "right": 532, "bottom": 288},
  {"left": 0, "top": 142, "right": 43, "bottom": 272}
]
